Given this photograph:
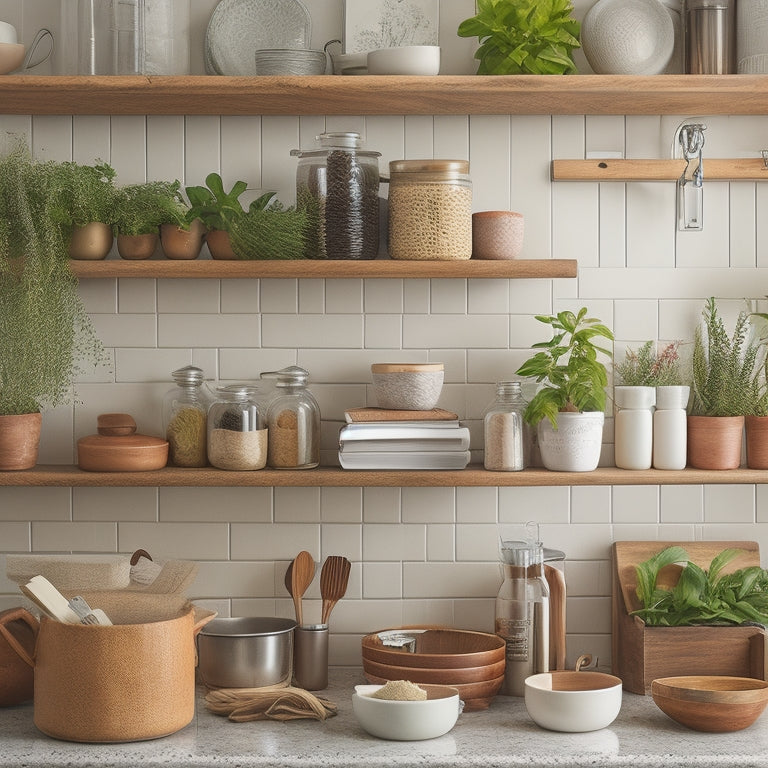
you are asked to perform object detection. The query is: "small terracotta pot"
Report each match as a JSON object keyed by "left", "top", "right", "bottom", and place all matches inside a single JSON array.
[
  {"left": 471, "top": 211, "right": 524, "bottom": 260},
  {"left": 206, "top": 229, "right": 237, "bottom": 260},
  {"left": 160, "top": 220, "right": 205, "bottom": 260},
  {"left": 0, "top": 412, "right": 42, "bottom": 470},
  {"left": 117, "top": 232, "right": 159, "bottom": 260},
  {"left": 69, "top": 222, "right": 113, "bottom": 261},
  {"left": 687, "top": 415, "right": 744, "bottom": 470},
  {"left": 746, "top": 415, "right": 768, "bottom": 469}
]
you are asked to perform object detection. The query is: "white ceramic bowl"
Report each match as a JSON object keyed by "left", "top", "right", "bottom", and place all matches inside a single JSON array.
[
  {"left": 0, "top": 41, "right": 25, "bottom": 75},
  {"left": 352, "top": 683, "right": 461, "bottom": 740},
  {"left": 254, "top": 49, "right": 327, "bottom": 76},
  {"left": 524, "top": 671, "right": 623, "bottom": 732},
  {"left": 371, "top": 363, "right": 444, "bottom": 410},
  {"left": 367, "top": 45, "right": 440, "bottom": 76}
]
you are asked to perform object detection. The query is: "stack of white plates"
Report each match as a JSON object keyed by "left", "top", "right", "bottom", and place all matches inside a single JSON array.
[{"left": 254, "top": 48, "right": 327, "bottom": 75}]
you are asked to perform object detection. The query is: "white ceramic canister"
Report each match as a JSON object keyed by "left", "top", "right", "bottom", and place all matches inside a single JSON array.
[
  {"left": 653, "top": 385, "right": 690, "bottom": 470},
  {"left": 614, "top": 386, "right": 655, "bottom": 470}
]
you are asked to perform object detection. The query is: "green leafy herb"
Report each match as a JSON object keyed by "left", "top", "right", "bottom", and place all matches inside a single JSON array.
[
  {"left": 614, "top": 340, "right": 684, "bottom": 387},
  {"left": 113, "top": 180, "right": 187, "bottom": 236},
  {"left": 457, "top": 0, "right": 580, "bottom": 75},
  {"left": 633, "top": 546, "right": 768, "bottom": 627},
  {"left": 229, "top": 196, "right": 309, "bottom": 261},
  {"left": 185, "top": 173, "right": 248, "bottom": 232}
]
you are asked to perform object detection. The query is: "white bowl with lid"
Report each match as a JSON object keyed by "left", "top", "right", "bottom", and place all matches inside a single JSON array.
[{"left": 371, "top": 363, "right": 444, "bottom": 410}]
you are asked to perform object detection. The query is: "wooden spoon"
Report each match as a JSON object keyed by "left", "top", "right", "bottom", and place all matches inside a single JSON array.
[
  {"left": 290, "top": 550, "right": 315, "bottom": 627},
  {"left": 545, "top": 564, "right": 567, "bottom": 671},
  {"left": 320, "top": 555, "right": 351, "bottom": 625}
]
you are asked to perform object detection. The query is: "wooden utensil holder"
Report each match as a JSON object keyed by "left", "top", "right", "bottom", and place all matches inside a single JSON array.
[{"left": 612, "top": 540, "right": 768, "bottom": 694}]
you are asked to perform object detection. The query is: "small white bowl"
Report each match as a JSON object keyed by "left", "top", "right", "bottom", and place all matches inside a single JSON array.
[
  {"left": 525, "top": 671, "right": 623, "bottom": 732},
  {"left": 0, "top": 41, "right": 25, "bottom": 75},
  {"left": 352, "top": 683, "right": 461, "bottom": 740},
  {"left": 371, "top": 362, "right": 444, "bottom": 410},
  {"left": 367, "top": 45, "right": 440, "bottom": 76}
]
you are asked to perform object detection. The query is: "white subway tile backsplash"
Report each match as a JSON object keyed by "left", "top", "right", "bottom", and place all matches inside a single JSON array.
[
  {"left": 613, "top": 300, "right": 658, "bottom": 342},
  {"left": 118, "top": 279, "right": 157, "bottom": 313},
  {"left": 321, "top": 524, "right": 362, "bottom": 560},
  {"left": 73, "top": 116, "right": 111, "bottom": 167},
  {"left": 364, "top": 314, "right": 402, "bottom": 349},
  {"left": 403, "top": 314, "right": 508, "bottom": 349},
  {"left": 160, "top": 313, "right": 259, "bottom": 348},
  {"left": 73, "top": 487, "right": 157, "bottom": 522},
  {"left": 571, "top": 486, "right": 611, "bottom": 524},
  {"left": 403, "top": 562, "right": 498, "bottom": 598},
  {"left": 456, "top": 524, "right": 498, "bottom": 561},
  {"left": 192, "top": 561, "right": 275, "bottom": 599},
  {"left": 119, "top": 522, "right": 228, "bottom": 560},
  {"left": 91, "top": 313, "right": 157, "bottom": 348},
  {"left": 362, "top": 488, "right": 401, "bottom": 523},
  {"left": 427, "top": 524, "right": 455, "bottom": 561},
  {"left": 363, "top": 562, "right": 402, "bottom": 599},
  {"left": 660, "top": 485, "right": 704, "bottom": 523},
  {"left": 612, "top": 485, "right": 659, "bottom": 524},
  {"left": 33, "top": 522, "right": 117, "bottom": 552},
  {"left": 0, "top": 524, "right": 30, "bottom": 552},
  {"left": 231, "top": 523, "right": 319, "bottom": 561},
  {"left": 160, "top": 487, "right": 272, "bottom": 523},
  {"left": 0, "top": 488, "right": 70, "bottom": 521},
  {"left": 147, "top": 115, "right": 185, "bottom": 182},
  {"left": 321, "top": 488, "right": 363, "bottom": 523},
  {"left": 184, "top": 116, "right": 221, "bottom": 186},
  {"left": 402, "top": 487, "right": 455, "bottom": 524},
  {"left": 263, "top": 314, "right": 362, "bottom": 348},
  {"left": 363, "top": 524, "right": 425, "bottom": 562},
  {"left": 456, "top": 487, "right": 497, "bottom": 523},
  {"left": 704, "top": 485, "right": 755, "bottom": 523},
  {"left": 274, "top": 487, "right": 321, "bottom": 523},
  {"left": 566, "top": 596, "right": 611, "bottom": 634},
  {"left": 110, "top": 116, "right": 148, "bottom": 184},
  {"left": 499, "top": 487, "right": 570, "bottom": 524},
  {"left": 32, "top": 115, "right": 72, "bottom": 161},
  {"left": 158, "top": 279, "right": 220, "bottom": 313}
]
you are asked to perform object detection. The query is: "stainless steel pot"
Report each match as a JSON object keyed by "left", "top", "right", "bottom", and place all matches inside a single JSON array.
[{"left": 197, "top": 617, "right": 296, "bottom": 688}]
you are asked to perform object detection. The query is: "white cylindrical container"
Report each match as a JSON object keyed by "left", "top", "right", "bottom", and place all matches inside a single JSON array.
[
  {"left": 615, "top": 408, "right": 653, "bottom": 470},
  {"left": 737, "top": 0, "right": 768, "bottom": 72},
  {"left": 653, "top": 408, "right": 688, "bottom": 470}
]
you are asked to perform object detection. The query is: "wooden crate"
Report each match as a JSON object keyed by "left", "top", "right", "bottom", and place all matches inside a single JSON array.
[{"left": 611, "top": 541, "right": 768, "bottom": 694}]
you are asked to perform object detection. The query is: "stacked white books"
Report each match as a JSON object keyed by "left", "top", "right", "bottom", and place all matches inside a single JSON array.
[{"left": 338, "top": 408, "right": 470, "bottom": 470}]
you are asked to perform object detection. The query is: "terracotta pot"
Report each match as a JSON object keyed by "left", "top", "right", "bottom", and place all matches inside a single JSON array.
[
  {"left": 69, "top": 222, "right": 113, "bottom": 260},
  {"left": 160, "top": 220, "right": 205, "bottom": 260},
  {"left": 0, "top": 412, "right": 42, "bottom": 470},
  {"left": 471, "top": 210, "right": 524, "bottom": 260},
  {"left": 206, "top": 228, "right": 237, "bottom": 260},
  {"left": 687, "top": 415, "right": 744, "bottom": 470},
  {"left": 117, "top": 232, "right": 159, "bottom": 260},
  {"left": 746, "top": 415, "right": 768, "bottom": 469}
]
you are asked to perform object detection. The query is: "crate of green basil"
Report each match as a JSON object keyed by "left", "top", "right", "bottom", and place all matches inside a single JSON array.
[{"left": 612, "top": 541, "right": 768, "bottom": 694}]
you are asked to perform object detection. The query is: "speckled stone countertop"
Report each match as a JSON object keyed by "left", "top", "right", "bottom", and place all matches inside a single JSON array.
[{"left": 1, "top": 668, "right": 767, "bottom": 768}]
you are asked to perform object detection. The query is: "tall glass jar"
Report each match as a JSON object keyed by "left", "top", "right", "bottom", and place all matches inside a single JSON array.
[
  {"left": 266, "top": 366, "right": 321, "bottom": 469},
  {"left": 483, "top": 381, "right": 529, "bottom": 471},
  {"left": 388, "top": 159, "right": 472, "bottom": 261},
  {"left": 291, "top": 132, "right": 381, "bottom": 260},
  {"left": 208, "top": 385, "right": 267, "bottom": 471},
  {"left": 162, "top": 365, "right": 211, "bottom": 467}
]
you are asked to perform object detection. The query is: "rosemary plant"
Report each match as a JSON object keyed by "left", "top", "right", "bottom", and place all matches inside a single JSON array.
[
  {"left": 113, "top": 180, "right": 187, "bottom": 236},
  {"left": 229, "top": 194, "right": 308, "bottom": 260},
  {"left": 614, "top": 340, "right": 684, "bottom": 387}
]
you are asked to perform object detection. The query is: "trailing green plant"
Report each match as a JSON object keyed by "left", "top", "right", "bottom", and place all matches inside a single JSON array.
[
  {"left": 229, "top": 193, "right": 308, "bottom": 260},
  {"left": 457, "top": 0, "right": 580, "bottom": 75},
  {"left": 515, "top": 307, "right": 614, "bottom": 428},
  {"left": 48, "top": 160, "right": 118, "bottom": 228},
  {"left": 185, "top": 172, "right": 247, "bottom": 232},
  {"left": 113, "top": 180, "right": 187, "bottom": 236},
  {"left": 690, "top": 297, "right": 765, "bottom": 417},
  {"left": 633, "top": 545, "right": 768, "bottom": 627},
  {"left": 0, "top": 146, "right": 108, "bottom": 415},
  {"left": 614, "top": 340, "right": 684, "bottom": 387}
]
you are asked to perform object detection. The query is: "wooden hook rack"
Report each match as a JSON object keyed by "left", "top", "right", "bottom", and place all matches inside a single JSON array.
[{"left": 551, "top": 157, "right": 768, "bottom": 182}]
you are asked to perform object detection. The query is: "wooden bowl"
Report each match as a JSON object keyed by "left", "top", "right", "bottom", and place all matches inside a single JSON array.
[
  {"left": 651, "top": 676, "right": 768, "bottom": 732},
  {"left": 77, "top": 434, "right": 169, "bottom": 472},
  {"left": 362, "top": 656, "right": 505, "bottom": 685},
  {"left": 362, "top": 627, "right": 505, "bottom": 669}
]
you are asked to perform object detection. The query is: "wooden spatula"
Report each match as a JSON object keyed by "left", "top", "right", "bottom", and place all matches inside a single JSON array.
[
  {"left": 320, "top": 555, "right": 351, "bottom": 625},
  {"left": 290, "top": 550, "right": 315, "bottom": 627}
]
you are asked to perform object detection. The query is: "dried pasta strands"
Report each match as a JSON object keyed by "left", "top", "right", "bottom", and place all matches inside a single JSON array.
[{"left": 205, "top": 685, "right": 338, "bottom": 723}]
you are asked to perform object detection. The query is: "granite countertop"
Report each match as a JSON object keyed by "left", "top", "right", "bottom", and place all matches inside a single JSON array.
[{"left": 1, "top": 668, "right": 767, "bottom": 768}]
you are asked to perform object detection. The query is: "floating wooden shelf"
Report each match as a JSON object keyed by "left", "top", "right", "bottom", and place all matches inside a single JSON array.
[
  {"left": 552, "top": 158, "right": 768, "bottom": 182},
  {"left": 1, "top": 465, "right": 766, "bottom": 487},
  {"left": 2, "top": 75, "right": 768, "bottom": 116},
  {"left": 69, "top": 258, "right": 577, "bottom": 280}
]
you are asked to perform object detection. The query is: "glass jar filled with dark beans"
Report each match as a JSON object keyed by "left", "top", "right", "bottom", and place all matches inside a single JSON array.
[{"left": 291, "top": 132, "right": 381, "bottom": 260}]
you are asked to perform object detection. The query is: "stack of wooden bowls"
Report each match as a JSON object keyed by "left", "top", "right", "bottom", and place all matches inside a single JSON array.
[{"left": 362, "top": 627, "right": 505, "bottom": 711}]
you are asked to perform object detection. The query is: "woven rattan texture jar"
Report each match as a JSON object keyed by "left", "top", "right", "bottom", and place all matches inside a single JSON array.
[{"left": 388, "top": 159, "right": 472, "bottom": 261}]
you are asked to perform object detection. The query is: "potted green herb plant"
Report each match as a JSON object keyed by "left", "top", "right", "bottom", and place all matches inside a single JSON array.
[
  {"left": 457, "top": 0, "right": 581, "bottom": 75},
  {"left": 228, "top": 193, "right": 308, "bottom": 260},
  {"left": 185, "top": 172, "right": 248, "bottom": 260},
  {"left": 515, "top": 307, "right": 613, "bottom": 471},
  {"left": 0, "top": 147, "right": 108, "bottom": 469}
]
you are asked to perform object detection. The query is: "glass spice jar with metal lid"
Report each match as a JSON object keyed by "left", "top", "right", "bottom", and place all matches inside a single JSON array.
[
  {"left": 207, "top": 385, "right": 267, "bottom": 471},
  {"left": 483, "top": 381, "right": 530, "bottom": 472},
  {"left": 162, "top": 365, "right": 212, "bottom": 467},
  {"left": 265, "top": 366, "right": 321, "bottom": 469},
  {"left": 290, "top": 132, "right": 381, "bottom": 260},
  {"left": 387, "top": 159, "right": 472, "bottom": 261}
]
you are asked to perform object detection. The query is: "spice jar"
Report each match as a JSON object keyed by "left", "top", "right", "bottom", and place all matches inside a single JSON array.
[
  {"left": 483, "top": 381, "right": 529, "bottom": 471},
  {"left": 388, "top": 159, "right": 472, "bottom": 261},
  {"left": 207, "top": 385, "right": 267, "bottom": 471},
  {"left": 266, "top": 366, "right": 321, "bottom": 469},
  {"left": 162, "top": 365, "right": 211, "bottom": 467},
  {"left": 291, "top": 132, "right": 381, "bottom": 260}
]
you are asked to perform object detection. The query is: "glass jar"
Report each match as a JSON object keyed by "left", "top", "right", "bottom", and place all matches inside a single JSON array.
[
  {"left": 266, "top": 366, "right": 321, "bottom": 469},
  {"left": 208, "top": 385, "right": 267, "bottom": 470},
  {"left": 483, "top": 381, "right": 529, "bottom": 471},
  {"left": 162, "top": 365, "right": 211, "bottom": 467},
  {"left": 291, "top": 132, "right": 381, "bottom": 260},
  {"left": 388, "top": 159, "right": 472, "bottom": 261}
]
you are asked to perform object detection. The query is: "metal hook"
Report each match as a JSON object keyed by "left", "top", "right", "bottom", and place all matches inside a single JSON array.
[{"left": 676, "top": 123, "right": 706, "bottom": 231}]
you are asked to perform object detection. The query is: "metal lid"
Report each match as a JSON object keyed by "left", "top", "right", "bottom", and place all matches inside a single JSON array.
[
  {"left": 290, "top": 131, "right": 381, "bottom": 158},
  {"left": 389, "top": 159, "right": 470, "bottom": 175},
  {"left": 261, "top": 365, "right": 310, "bottom": 387},
  {"left": 216, "top": 384, "right": 253, "bottom": 400},
  {"left": 171, "top": 365, "right": 205, "bottom": 386}
]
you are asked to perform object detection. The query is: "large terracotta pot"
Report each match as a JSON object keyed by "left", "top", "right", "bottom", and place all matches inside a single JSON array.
[
  {"left": 69, "top": 222, "right": 113, "bottom": 260},
  {"left": 687, "top": 415, "right": 744, "bottom": 470},
  {"left": 537, "top": 411, "right": 604, "bottom": 472},
  {"left": 746, "top": 415, "right": 768, "bottom": 469},
  {"left": 0, "top": 412, "right": 42, "bottom": 470},
  {"left": 206, "top": 228, "right": 237, "bottom": 260},
  {"left": 117, "top": 232, "right": 159, "bottom": 260},
  {"left": 160, "top": 220, "right": 205, "bottom": 260}
]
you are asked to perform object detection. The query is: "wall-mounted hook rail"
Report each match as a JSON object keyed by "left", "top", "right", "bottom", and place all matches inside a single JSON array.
[{"left": 551, "top": 158, "right": 768, "bottom": 181}]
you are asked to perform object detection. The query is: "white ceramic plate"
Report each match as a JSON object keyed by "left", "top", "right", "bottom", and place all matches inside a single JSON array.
[{"left": 206, "top": 0, "right": 311, "bottom": 76}]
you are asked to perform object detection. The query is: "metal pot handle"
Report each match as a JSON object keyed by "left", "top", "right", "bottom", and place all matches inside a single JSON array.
[{"left": 0, "top": 607, "right": 38, "bottom": 668}]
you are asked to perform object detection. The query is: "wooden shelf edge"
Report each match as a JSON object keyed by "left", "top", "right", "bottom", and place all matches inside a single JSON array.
[
  {"left": 69, "top": 258, "right": 578, "bottom": 280},
  {"left": 2, "top": 75, "right": 768, "bottom": 116},
  {"left": 2, "top": 465, "right": 767, "bottom": 487},
  {"left": 552, "top": 158, "right": 768, "bottom": 182}
]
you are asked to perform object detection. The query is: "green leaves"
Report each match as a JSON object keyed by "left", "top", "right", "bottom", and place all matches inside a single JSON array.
[
  {"left": 457, "top": 0, "right": 580, "bottom": 75},
  {"left": 632, "top": 546, "right": 768, "bottom": 627},
  {"left": 515, "top": 307, "right": 613, "bottom": 428},
  {"left": 113, "top": 180, "right": 187, "bottom": 235},
  {"left": 185, "top": 173, "right": 248, "bottom": 232}
]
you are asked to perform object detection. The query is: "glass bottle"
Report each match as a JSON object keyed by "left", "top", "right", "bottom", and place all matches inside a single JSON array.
[
  {"left": 483, "top": 381, "right": 529, "bottom": 471},
  {"left": 207, "top": 385, "right": 266, "bottom": 471},
  {"left": 162, "top": 365, "right": 211, "bottom": 467},
  {"left": 266, "top": 366, "right": 321, "bottom": 469}
]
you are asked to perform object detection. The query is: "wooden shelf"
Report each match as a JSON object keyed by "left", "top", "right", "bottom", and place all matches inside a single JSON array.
[
  {"left": 69, "top": 258, "right": 577, "bottom": 280},
  {"left": 552, "top": 158, "right": 768, "bottom": 181},
  {"left": 2, "top": 465, "right": 766, "bottom": 487},
  {"left": 2, "top": 75, "right": 768, "bottom": 116}
]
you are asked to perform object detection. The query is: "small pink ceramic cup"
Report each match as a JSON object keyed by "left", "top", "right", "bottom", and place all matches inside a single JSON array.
[{"left": 472, "top": 210, "right": 524, "bottom": 260}]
